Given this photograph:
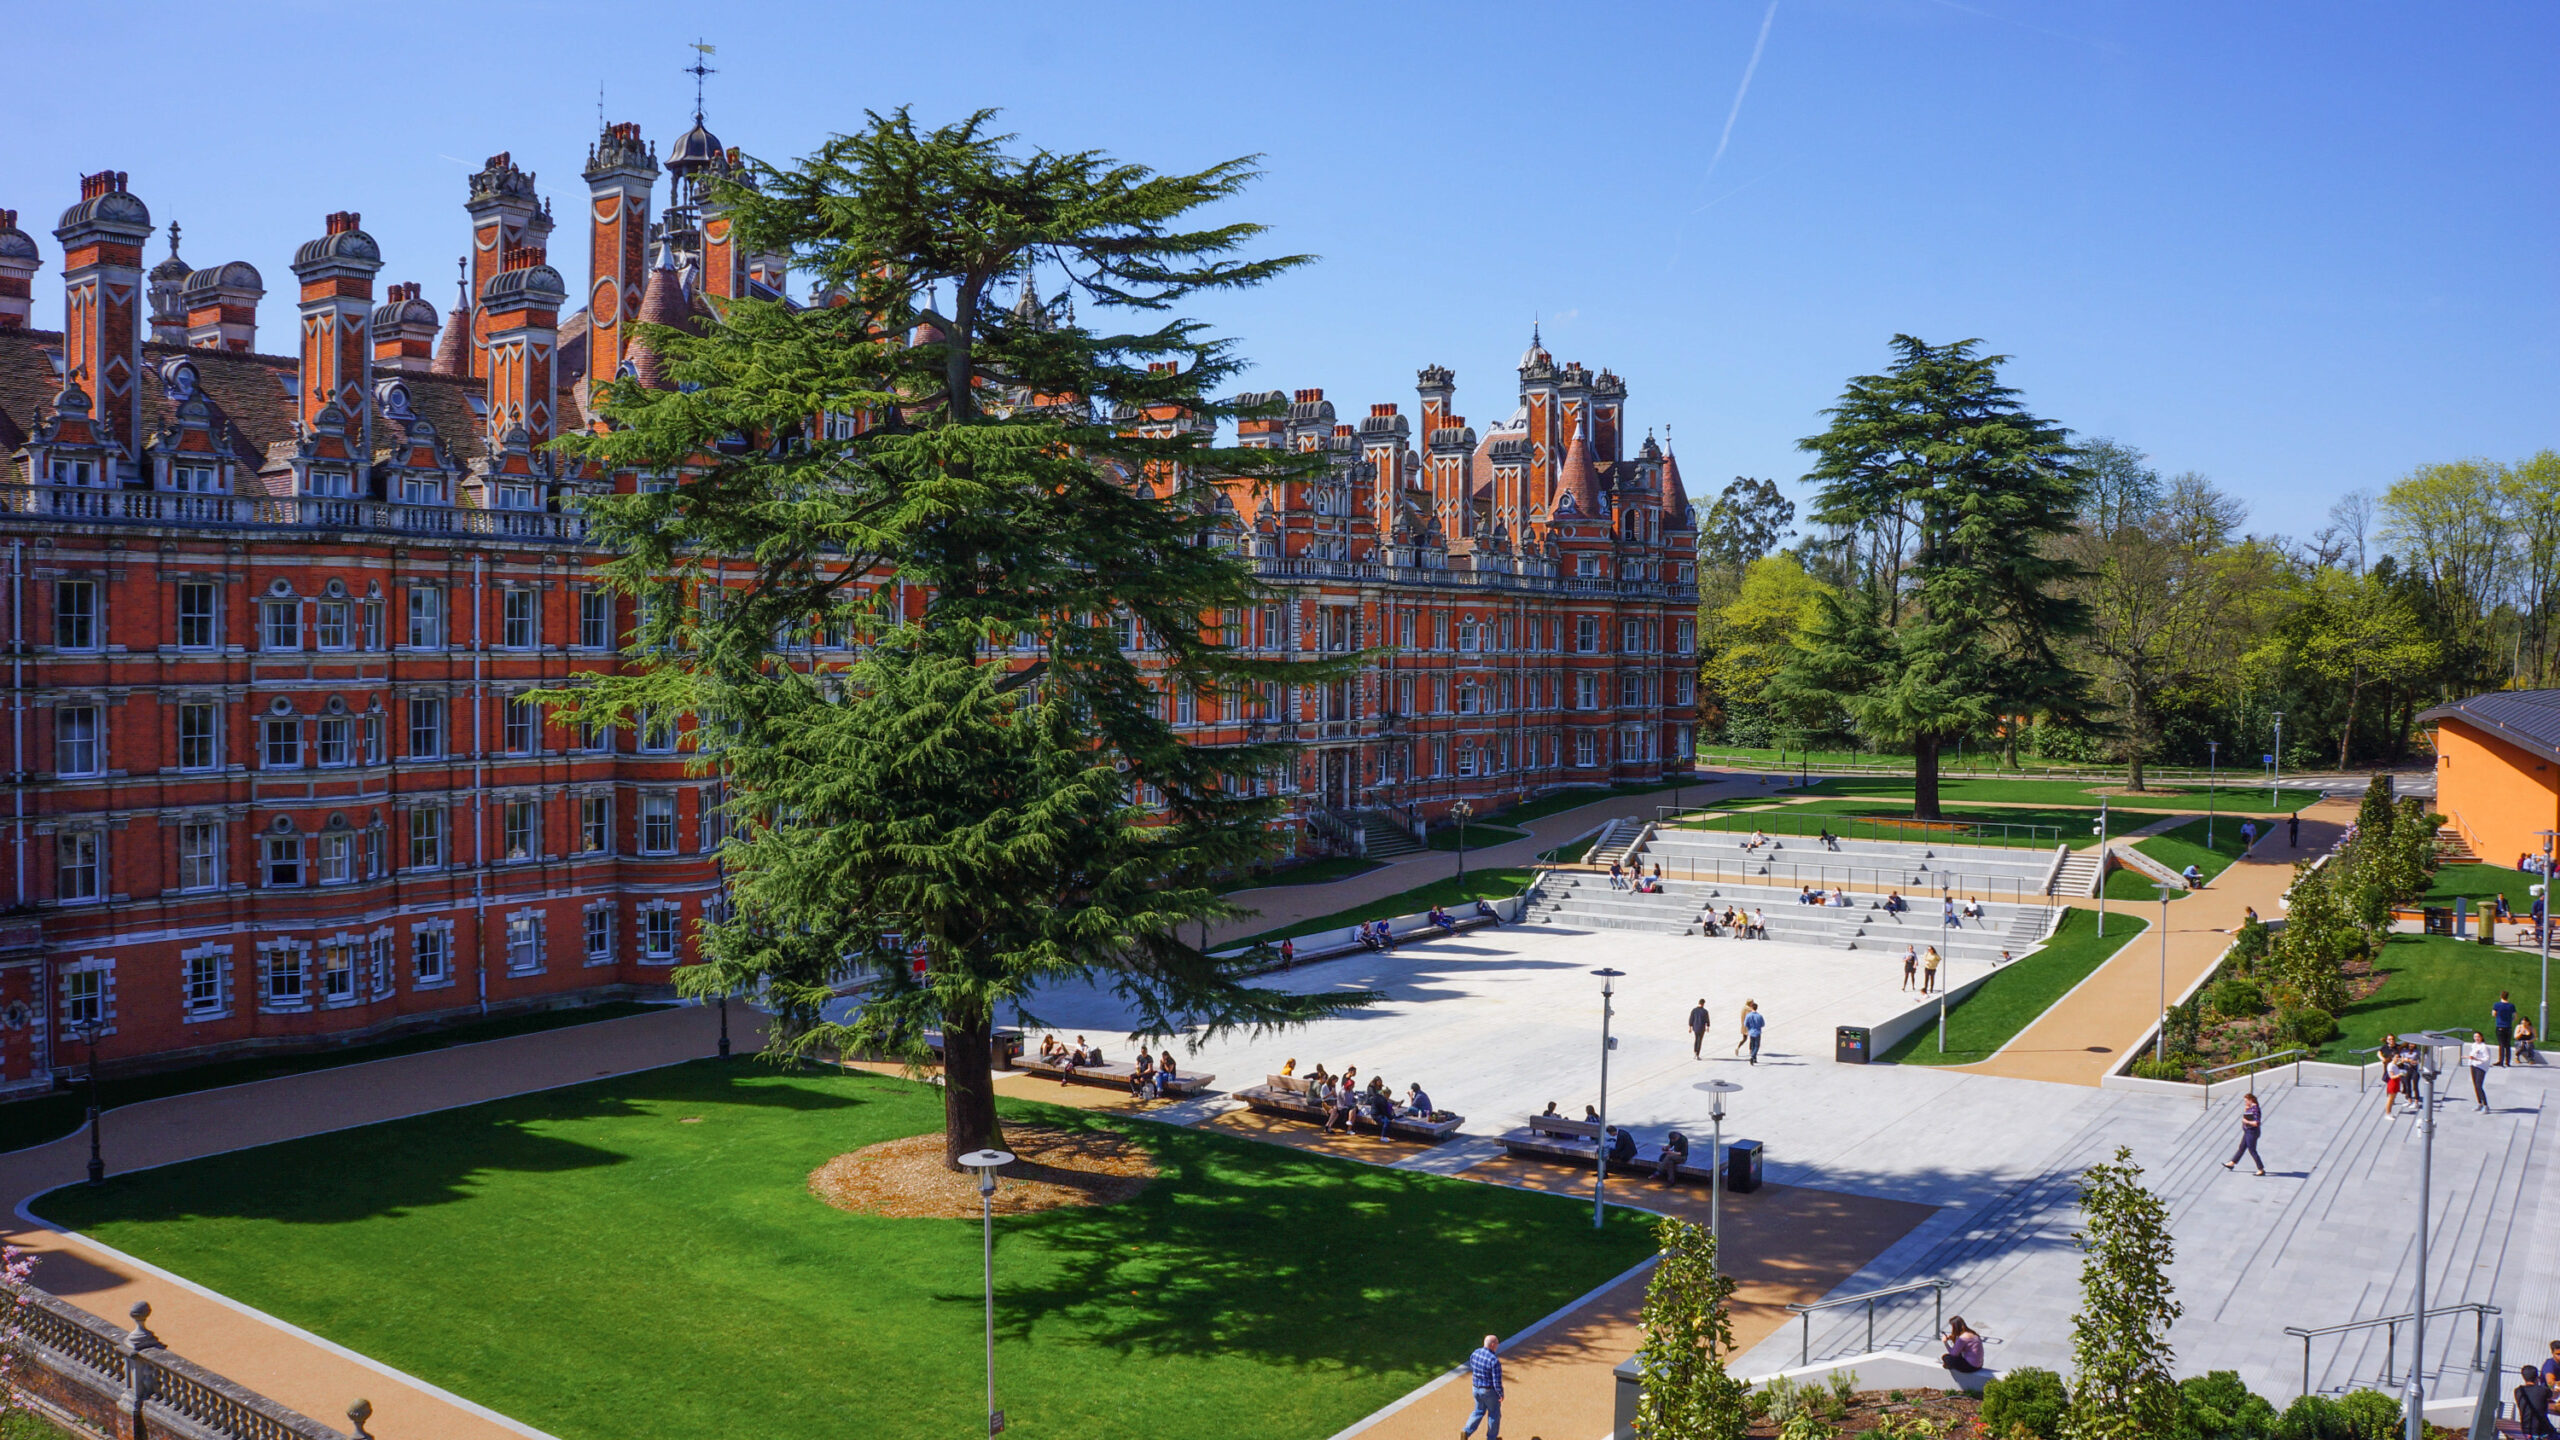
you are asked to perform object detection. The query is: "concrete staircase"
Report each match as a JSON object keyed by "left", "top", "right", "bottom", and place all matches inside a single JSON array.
[
  {"left": 1356, "top": 814, "right": 1424, "bottom": 858},
  {"left": 1524, "top": 872, "right": 2053, "bottom": 961},
  {"left": 1588, "top": 817, "right": 1648, "bottom": 869},
  {"left": 2436, "top": 826, "right": 2482, "bottom": 865},
  {"left": 2051, "top": 848, "right": 2104, "bottom": 898}
]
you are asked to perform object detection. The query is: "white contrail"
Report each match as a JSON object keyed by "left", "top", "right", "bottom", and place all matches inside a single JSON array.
[{"left": 1704, "top": 0, "right": 1780, "bottom": 184}]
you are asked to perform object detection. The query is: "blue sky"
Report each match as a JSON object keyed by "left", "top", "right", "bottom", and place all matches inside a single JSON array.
[{"left": 7, "top": 1, "right": 2550, "bottom": 537}]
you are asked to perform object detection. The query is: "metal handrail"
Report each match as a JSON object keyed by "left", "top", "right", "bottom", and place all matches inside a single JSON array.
[
  {"left": 2283, "top": 1302, "right": 2499, "bottom": 1400},
  {"left": 1784, "top": 1279, "right": 1949, "bottom": 1365},
  {"left": 2192, "top": 1048, "right": 2307, "bottom": 1108}
]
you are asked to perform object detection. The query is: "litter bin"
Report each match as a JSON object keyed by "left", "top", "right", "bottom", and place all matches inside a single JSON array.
[
  {"left": 992, "top": 1026, "right": 1025, "bottom": 1071},
  {"left": 2422, "top": 907, "right": 2453, "bottom": 937},
  {"left": 1835, "top": 1025, "right": 1871, "bottom": 1065},
  {"left": 1725, "top": 1138, "right": 1764, "bottom": 1194}
]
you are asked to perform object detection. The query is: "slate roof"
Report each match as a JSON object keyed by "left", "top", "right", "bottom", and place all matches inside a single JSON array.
[
  {"left": 0, "top": 327, "right": 582, "bottom": 484},
  {"left": 2416, "top": 691, "right": 2560, "bottom": 764}
]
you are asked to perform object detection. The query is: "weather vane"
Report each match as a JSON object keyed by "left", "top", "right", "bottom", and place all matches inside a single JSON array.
[{"left": 685, "top": 40, "right": 718, "bottom": 122}]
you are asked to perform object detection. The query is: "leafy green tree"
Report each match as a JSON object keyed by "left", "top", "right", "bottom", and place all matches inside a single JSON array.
[
  {"left": 2270, "top": 568, "right": 2438, "bottom": 770},
  {"left": 1700, "top": 553, "right": 1833, "bottom": 744},
  {"left": 1698, "top": 477, "right": 1798, "bottom": 577},
  {"left": 2270, "top": 861, "right": 2357, "bottom": 1016},
  {"left": 2064, "top": 1146, "right": 2182, "bottom": 1440},
  {"left": 1770, "top": 337, "right": 2091, "bottom": 817},
  {"left": 2077, "top": 438, "right": 2164, "bottom": 542},
  {"left": 1633, "top": 1216, "right": 1749, "bottom": 1440},
  {"left": 556, "top": 108, "right": 1367, "bottom": 1166}
]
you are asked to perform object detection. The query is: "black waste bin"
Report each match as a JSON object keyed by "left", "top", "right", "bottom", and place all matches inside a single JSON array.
[
  {"left": 2423, "top": 907, "right": 2453, "bottom": 936},
  {"left": 1725, "top": 1138, "right": 1764, "bottom": 1193},
  {"left": 1835, "top": 1025, "right": 1871, "bottom": 1064}
]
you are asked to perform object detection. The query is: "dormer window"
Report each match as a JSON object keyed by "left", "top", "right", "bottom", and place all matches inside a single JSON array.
[
  {"left": 306, "top": 468, "right": 353, "bottom": 500},
  {"left": 496, "top": 482, "right": 539, "bottom": 511},
  {"left": 398, "top": 473, "right": 444, "bottom": 506},
  {"left": 170, "top": 462, "right": 222, "bottom": 493},
  {"left": 48, "top": 458, "right": 97, "bottom": 488}
]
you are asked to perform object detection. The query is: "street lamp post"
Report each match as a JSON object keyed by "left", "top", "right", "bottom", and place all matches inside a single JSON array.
[
  {"left": 959, "top": 1148, "right": 1016, "bottom": 1437},
  {"left": 2402, "top": 1037, "right": 2449, "bottom": 1440},
  {"left": 1452, "top": 799, "right": 1475, "bottom": 883},
  {"left": 716, "top": 991, "right": 731, "bottom": 1060},
  {"left": 2095, "top": 799, "right": 2111, "bottom": 938},
  {"left": 2206, "top": 740, "right": 2219, "bottom": 851},
  {"left": 1938, "top": 884, "right": 1951, "bottom": 1053},
  {"left": 2153, "top": 882, "right": 2175, "bottom": 1063},
  {"left": 78, "top": 1021, "right": 102, "bottom": 1185},
  {"left": 2540, "top": 831, "right": 2556, "bottom": 1043},
  {"left": 2271, "top": 712, "right": 2285, "bottom": 809},
  {"left": 1591, "top": 967, "right": 1625, "bottom": 1230},
  {"left": 1695, "top": 1079, "right": 1743, "bottom": 1258}
]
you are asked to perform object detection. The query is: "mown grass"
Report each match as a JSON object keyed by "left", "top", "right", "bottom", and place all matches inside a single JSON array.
[
  {"left": 2134, "top": 815, "right": 2257, "bottom": 886},
  {"left": 1882, "top": 908, "right": 2151, "bottom": 1065},
  {"left": 33, "top": 1064, "right": 1655, "bottom": 1440},
  {"left": 2316, "top": 933, "right": 2552, "bottom": 1062},
  {"left": 1791, "top": 776, "right": 2312, "bottom": 813}
]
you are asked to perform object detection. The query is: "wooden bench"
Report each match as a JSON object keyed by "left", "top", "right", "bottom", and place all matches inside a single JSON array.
[
  {"left": 1015, "top": 1054, "right": 1217, "bottom": 1097},
  {"left": 1498, "top": 1117, "right": 1721, "bottom": 1184},
  {"left": 1233, "top": 1073, "right": 1465, "bottom": 1143}
]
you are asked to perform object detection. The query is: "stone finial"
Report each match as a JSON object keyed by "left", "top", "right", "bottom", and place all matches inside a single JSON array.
[
  {"left": 126, "top": 1299, "right": 162, "bottom": 1350},
  {"left": 347, "top": 1397, "right": 375, "bottom": 1439}
]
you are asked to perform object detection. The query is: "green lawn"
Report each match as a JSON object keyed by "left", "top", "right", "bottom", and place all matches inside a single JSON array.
[
  {"left": 0, "top": 1000, "right": 661, "bottom": 1157},
  {"left": 1427, "top": 822, "right": 1527, "bottom": 851},
  {"left": 1228, "top": 868, "right": 1539, "bottom": 950},
  {"left": 32, "top": 1064, "right": 1652, "bottom": 1440},
  {"left": 1882, "top": 908, "right": 2152, "bottom": 1065},
  {"left": 2317, "top": 934, "right": 2554, "bottom": 1062},
  {"left": 2422, "top": 864, "right": 2542, "bottom": 912},
  {"left": 1791, "top": 776, "right": 2310, "bottom": 813},
  {"left": 1220, "top": 856, "right": 1383, "bottom": 893},
  {"left": 2133, "top": 816, "right": 2257, "bottom": 886},
  {"left": 2106, "top": 867, "right": 2193, "bottom": 902},
  {"left": 1484, "top": 778, "right": 1693, "bottom": 828}
]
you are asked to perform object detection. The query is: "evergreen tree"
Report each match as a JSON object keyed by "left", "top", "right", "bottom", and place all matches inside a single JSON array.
[
  {"left": 556, "top": 109, "right": 1367, "bottom": 1166},
  {"left": 1770, "top": 337, "right": 2091, "bottom": 818},
  {"left": 2065, "top": 1146, "right": 2182, "bottom": 1440},
  {"left": 1632, "top": 1216, "right": 1749, "bottom": 1440}
]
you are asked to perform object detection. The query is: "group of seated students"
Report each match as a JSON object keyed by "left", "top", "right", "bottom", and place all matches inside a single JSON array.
[
  {"left": 1033, "top": 1034, "right": 1186, "bottom": 1099},
  {"left": 1739, "top": 828, "right": 1774, "bottom": 853},
  {"left": 1123, "top": 1047, "right": 1184, "bottom": 1099},
  {"left": 1363, "top": 900, "right": 1504, "bottom": 950},
  {"left": 1538, "top": 1102, "right": 1699, "bottom": 1186},
  {"left": 1039, "top": 1033, "right": 1104, "bottom": 1076},
  {"left": 1280, "top": 1059, "right": 1436, "bottom": 1137},
  {"left": 1796, "top": 884, "right": 1851, "bottom": 906},
  {"left": 1700, "top": 906, "right": 1767, "bottom": 938},
  {"left": 1357, "top": 919, "right": 1398, "bottom": 951}
]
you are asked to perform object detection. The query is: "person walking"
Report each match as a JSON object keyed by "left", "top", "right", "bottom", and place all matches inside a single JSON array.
[
  {"left": 1735, "top": 1001, "right": 1765, "bottom": 1065},
  {"left": 2223, "top": 1091, "right": 2265, "bottom": 1175},
  {"left": 2468, "top": 1032, "right": 2494, "bottom": 1112},
  {"left": 1902, "top": 946, "right": 1919, "bottom": 991},
  {"left": 1462, "top": 1334, "right": 1505, "bottom": 1440},
  {"left": 1922, "top": 946, "right": 1942, "bottom": 995},
  {"left": 2496, "top": 992, "right": 2519, "bottom": 1066},
  {"left": 1688, "top": 999, "right": 1711, "bottom": 1059},
  {"left": 2378, "top": 1035, "right": 2404, "bottom": 1118},
  {"left": 2287, "top": 811, "right": 2299, "bottom": 848},
  {"left": 2241, "top": 820, "right": 2257, "bottom": 850}
]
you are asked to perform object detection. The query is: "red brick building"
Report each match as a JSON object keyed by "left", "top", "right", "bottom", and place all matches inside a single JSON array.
[{"left": 0, "top": 111, "right": 1697, "bottom": 1090}]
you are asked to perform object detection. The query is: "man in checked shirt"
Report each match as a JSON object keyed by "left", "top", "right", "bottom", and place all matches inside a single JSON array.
[{"left": 1462, "top": 1333, "right": 1506, "bottom": 1440}]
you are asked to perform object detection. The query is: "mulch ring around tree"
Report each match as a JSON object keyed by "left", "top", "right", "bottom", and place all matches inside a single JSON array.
[{"left": 808, "top": 1123, "right": 1158, "bottom": 1219}]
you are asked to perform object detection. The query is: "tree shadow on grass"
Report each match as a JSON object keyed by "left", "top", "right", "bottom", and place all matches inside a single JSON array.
[
  {"left": 972, "top": 1107, "right": 1655, "bottom": 1379},
  {"left": 28, "top": 1061, "right": 874, "bottom": 1232}
]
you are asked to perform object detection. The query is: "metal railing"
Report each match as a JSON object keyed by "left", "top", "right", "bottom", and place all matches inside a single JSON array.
[
  {"left": 1687, "top": 748, "right": 2330, "bottom": 791},
  {"left": 2283, "top": 1302, "right": 2500, "bottom": 1400},
  {"left": 1611, "top": 849, "right": 2045, "bottom": 913},
  {"left": 2194, "top": 1048, "right": 2308, "bottom": 1107},
  {"left": 2473, "top": 1317, "right": 2504, "bottom": 1440},
  {"left": 1785, "top": 1279, "right": 1950, "bottom": 1366},
  {"left": 2, "top": 482, "right": 588, "bottom": 541},
  {"left": 1658, "top": 805, "right": 2063, "bottom": 851}
]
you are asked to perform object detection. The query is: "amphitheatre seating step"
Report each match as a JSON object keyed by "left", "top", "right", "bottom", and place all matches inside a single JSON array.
[
  {"left": 1017, "top": 1055, "right": 1217, "bottom": 1096},
  {"left": 1233, "top": 1073, "right": 1464, "bottom": 1143}
]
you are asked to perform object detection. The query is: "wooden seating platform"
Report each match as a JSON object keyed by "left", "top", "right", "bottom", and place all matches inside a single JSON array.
[
  {"left": 1498, "top": 1113, "right": 1721, "bottom": 1184},
  {"left": 1015, "top": 1054, "right": 1217, "bottom": 1096},
  {"left": 1232, "top": 1073, "right": 1465, "bottom": 1143}
]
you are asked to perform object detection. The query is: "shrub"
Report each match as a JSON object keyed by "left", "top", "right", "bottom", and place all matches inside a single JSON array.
[
  {"left": 2210, "top": 975, "right": 2266, "bottom": 1019},
  {"left": 2270, "top": 1390, "right": 2400, "bottom": 1440},
  {"left": 2131, "top": 1056, "right": 2193, "bottom": 1082},
  {"left": 2179, "top": 1370, "right": 2277, "bottom": 1438},
  {"left": 1981, "top": 1366, "right": 2069, "bottom": 1439},
  {"left": 1777, "top": 1413, "right": 1837, "bottom": 1440},
  {"left": 2279, "top": 1007, "right": 2341, "bottom": 1048},
  {"left": 2330, "top": 1390, "right": 2401, "bottom": 1439}
]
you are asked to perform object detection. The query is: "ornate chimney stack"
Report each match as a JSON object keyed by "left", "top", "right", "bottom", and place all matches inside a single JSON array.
[
  {"left": 0, "top": 211, "right": 40, "bottom": 331},
  {"left": 480, "top": 242, "right": 568, "bottom": 449},
  {"left": 463, "top": 152, "right": 551, "bottom": 379},
  {"left": 290, "top": 211, "right": 383, "bottom": 450},
  {"left": 181, "top": 260, "right": 263, "bottom": 352},
  {"left": 582, "top": 121, "right": 658, "bottom": 395},
  {"left": 52, "top": 171, "right": 154, "bottom": 460},
  {"left": 372, "top": 283, "right": 441, "bottom": 374}
]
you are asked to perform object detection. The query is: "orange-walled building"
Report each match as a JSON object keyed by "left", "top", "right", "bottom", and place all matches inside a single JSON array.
[
  {"left": 0, "top": 110, "right": 1699, "bottom": 1095},
  {"left": 2417, "top": 691, "right": 2560, "bottom": 868}
]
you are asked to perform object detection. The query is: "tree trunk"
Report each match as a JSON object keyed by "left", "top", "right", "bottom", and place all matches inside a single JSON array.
[
  {"left": 1913, "top": 734, "right": 1943, "bottom": 821},
  {"left": 2124, "top": 693, "right": 2148, "bottom": 793},
  {"left": 2003, "top": 717, "right": 2020, "bottom": 772},
  {"left": 939, "top": 1005, "right": 1006, "bottom": 1172},
  {"left": 2337, "top": 680, "right": 2363, "bottom": 772}
]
